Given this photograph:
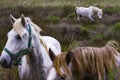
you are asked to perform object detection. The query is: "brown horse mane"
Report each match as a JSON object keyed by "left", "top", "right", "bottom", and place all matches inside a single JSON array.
[{"left": 53, "top": 41, "right": 120, "bottom": 80}]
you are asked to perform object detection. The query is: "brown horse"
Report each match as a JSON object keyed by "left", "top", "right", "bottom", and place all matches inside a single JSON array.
[{"left": 49, "top": 41, "right": 120, "bottom": 80}]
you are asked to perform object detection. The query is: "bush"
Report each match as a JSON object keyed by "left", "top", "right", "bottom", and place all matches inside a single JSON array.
[
  {"left": 111, "top": 22, "right": 120, "bottom": 31},
  {"left": 104, "top": 6, "right": 120, "bottom": 14},
  {"left": 62, "top": 5, "right": 75, "bottom": 17},
  {"left": 67, "top": 13, "right": 75, "bottom": 19},
  {"left": 45, "top": 15, "right": 60, "bottom": 24},
  {"left": 106, "top": 22, "right": 120, "bottom": 41},
  {"left": 90, "top": 33, "right": 108, "bottom": 46},
  {"left": 78, "top": 26, "right": 89, "bottom": 39},
  {"left": 64, "top": 25, "right": 90, "bottom": 40}
]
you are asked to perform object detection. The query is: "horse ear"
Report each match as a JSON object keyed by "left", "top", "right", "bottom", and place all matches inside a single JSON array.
[
  {"left": 65, "top": 50, "right": 72, "bottom": 65},
  {"left": 49, "top": 48, "right": 56, "bottom": 62},
  {"left": 21, "top": 14, "right": 26, "bottom": 27},
  {"left": 10, "top": 14, "right": 16, "bottom": 24}
]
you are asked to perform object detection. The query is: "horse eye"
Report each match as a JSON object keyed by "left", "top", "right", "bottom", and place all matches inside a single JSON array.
[{"left": 16, "top": 35, "right": 21, "bottom": 40}]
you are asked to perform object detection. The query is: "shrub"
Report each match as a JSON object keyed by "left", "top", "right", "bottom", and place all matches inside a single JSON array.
[
  {"left": 106, "top": 22, "right": 120, "bottom": 41},
  {"left": 64, "top": 25, "right": 90, "bottom": 40},
  {"left": 104, "top": 6, "right": 120, "bottom": 14},
  {"left": 90, "top": 33, "right": 108, "bottom": 46},
  {"left": 45, "top": 15, "right": 60, "bottom": 24},
  {"left": 78, "top": 26, "right": 89, "bottom": 39},
  {"left": 62, "top": 5, "right": 75, "bottom": 17},
  {"left": 111, "top": 22, "right": 120, "bottom": 31},
  {"left": 67, "top": 13, "right": 75, "bottom": 19}
]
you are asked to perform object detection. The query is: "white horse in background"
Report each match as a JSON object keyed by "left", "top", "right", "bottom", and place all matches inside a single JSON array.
[
  {"left": 0, "top": 14, "right": 62, "bottom": 80},
  {"left": 75, "top": 6, "right": 103, "bottom": 22}
]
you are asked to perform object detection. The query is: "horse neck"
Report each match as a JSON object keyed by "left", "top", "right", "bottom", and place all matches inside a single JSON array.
[{"left": 25, "top": 30, "right": 47, "bottom": 80}]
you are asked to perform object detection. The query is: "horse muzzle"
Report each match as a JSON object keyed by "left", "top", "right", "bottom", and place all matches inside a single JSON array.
[{"left": 0, "top": 58, "right": 12, "bottom": 68}]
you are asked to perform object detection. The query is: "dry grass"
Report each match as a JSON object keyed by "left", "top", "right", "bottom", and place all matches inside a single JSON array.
[{"left": 0, "top": 0, "right": 120, "bottom": 7}]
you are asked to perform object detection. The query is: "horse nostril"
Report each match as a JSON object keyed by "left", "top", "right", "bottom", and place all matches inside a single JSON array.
[
  {"left": 61, "top": 74, "right": 66, "bottom": 79},
  {"left": 1, "top": 58, "right": 7, "bottom": 64},
  {"left": 61, "top": 77, "right": 65, "bottom": 80},
  {"left": 0, "top": 58, "right": 8, "bottom": 67}
]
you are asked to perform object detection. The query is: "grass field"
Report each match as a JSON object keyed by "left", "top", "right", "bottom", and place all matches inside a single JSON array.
[
  {"left": 0, "top": 0, "right": 120, "bottom": 80},
  {"left": 0, "top": 0, "right": 120, "bottom": 7}
]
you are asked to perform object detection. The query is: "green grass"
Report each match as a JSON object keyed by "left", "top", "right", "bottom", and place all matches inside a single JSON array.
[
  {"left": 104, "top": 6, "right": 120, "bottom": 14},
  {"left": 45, "top": 15, "right": 60, "bottom": 24},
  {"left": 67, "top": 13, "right": 75, "bottom": 19},
  {"left": 111, "top": 22, "right": 120, "bottom": 31},
  {"left": 90, "top": 33, "right": 108, "bottom": 45},
  {"left": 107, "top": 68, "right": 119, "bottom": 80}
]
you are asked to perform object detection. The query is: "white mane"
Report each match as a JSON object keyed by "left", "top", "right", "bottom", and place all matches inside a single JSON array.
[{"left": 13, "top": 17, "right": 42, "bottom": 38}]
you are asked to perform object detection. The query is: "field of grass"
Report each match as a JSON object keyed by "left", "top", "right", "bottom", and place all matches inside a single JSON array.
[
  {"left": 0, "top": 0, "right": 120, "bottom": 7},
  {"left": 0, "top": 0, "right": 120, "bottom": 80}
]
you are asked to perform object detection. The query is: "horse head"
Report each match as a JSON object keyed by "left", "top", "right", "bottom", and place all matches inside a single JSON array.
[
  {"left": 0, "top": 14, "right": 33, "bottom": 68},
  {"left": 97, "top": 9, "right": 103, "bottom": 20},
  {"left": 49, "top": 48, "right": 72, "bottom": 80}
]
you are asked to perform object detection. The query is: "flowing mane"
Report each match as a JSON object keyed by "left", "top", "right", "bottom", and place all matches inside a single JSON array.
[{"left": 49, "top": 41, "right": 120, "bottom": 80}]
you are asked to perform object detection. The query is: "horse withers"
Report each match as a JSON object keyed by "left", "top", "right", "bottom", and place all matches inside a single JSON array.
[{"left": 0, "top": 14, "right": 62, "bottom": 80}]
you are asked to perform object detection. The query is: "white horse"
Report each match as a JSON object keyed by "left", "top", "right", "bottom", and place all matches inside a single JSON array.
[
  {"left": 0, "top": 14, "right": 62, "bottom": 80},
  {"left": 75, "top": 6, "right": 103, "bottom": 22}
]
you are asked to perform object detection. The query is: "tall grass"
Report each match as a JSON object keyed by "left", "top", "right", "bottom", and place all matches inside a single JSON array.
[{"left": 0, "top": 0, "right": 120, "bottom": 7}]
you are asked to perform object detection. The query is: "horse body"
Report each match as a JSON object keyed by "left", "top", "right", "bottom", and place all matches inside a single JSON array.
[
  {"left": 0, "top": 14, "right": 62, "bottom": 80},
  {"left": 49, "top": 41, "right": 120, "bottom": 80},
  {"left": 19, "top": 35, "right": 61, "bottom": 80},
  {"left": 75, "top": 6, "right": 103, "bottom": 21}
]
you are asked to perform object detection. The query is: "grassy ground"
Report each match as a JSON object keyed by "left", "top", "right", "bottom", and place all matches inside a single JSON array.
[
  {"left": 0, "top": 0, "right": 120, "bottom": 80},
  {"left": 0, "top": 0, "right": 120, "bottom": 7}
]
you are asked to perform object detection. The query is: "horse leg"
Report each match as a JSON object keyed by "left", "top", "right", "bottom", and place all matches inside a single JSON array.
[
  {"left": 88, "top": 15, "right": 94, "bottom": 22},
  {"left": 76, "top": 14, "right": 80, "bottom": 22}
]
